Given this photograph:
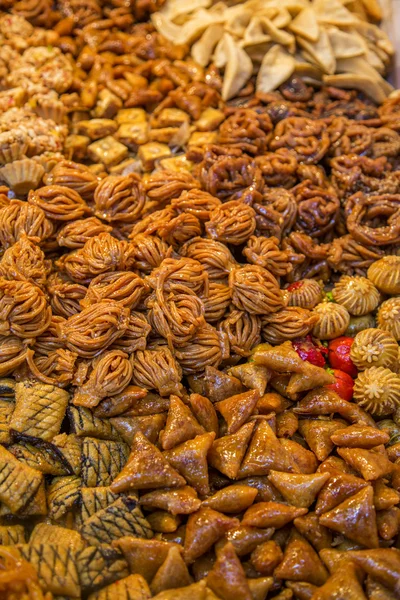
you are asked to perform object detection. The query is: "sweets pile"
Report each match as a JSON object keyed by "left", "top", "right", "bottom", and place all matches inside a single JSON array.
[{"left": 0, "top": 3, "right": 399, "bottom": 600}]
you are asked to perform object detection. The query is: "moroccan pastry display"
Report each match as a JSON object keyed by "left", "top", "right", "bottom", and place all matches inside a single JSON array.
[{"left": 0, "top": 1, "right": 399, "bottom": 599}]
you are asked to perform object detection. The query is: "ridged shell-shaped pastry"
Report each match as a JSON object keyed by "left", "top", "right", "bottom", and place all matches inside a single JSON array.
[
  {"left": 261, "top": 307, "right": 319, "bottom": 345},
  {"left": 332, "top": 275, "right": 380, "bottom": 316},
  {"left": 377, "top": 297, "right": 400, "bottom": 341},
  {"left": 0, "top": 159, "right": 44, "bottom": 195},
  {"left": 368, "top": 255, "right": 400, "bottom": 296},
  {"left": 287, "top": 279, "right": 323, "bottom": 310},
  {"left": 353, "top": 366, "right": 400, "bottom": 416},
  {"left": 312, "top": 302, "right": 350, "bottom": 340},
  {"left": 350, "top": 328, "right": 398, "bottom": 371}
]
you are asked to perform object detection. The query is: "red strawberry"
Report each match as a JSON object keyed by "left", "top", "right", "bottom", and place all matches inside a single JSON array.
[
  {"left": 326, "top": 368, "right": 354, "bottom": 401},
  {"left": 292, "top": 336, "right": 326, "bottom": 368},
  {"left": 328, "top": 336, "right": 357, "bottom": 377}
]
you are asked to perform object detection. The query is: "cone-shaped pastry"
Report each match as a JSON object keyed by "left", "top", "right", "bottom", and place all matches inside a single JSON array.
[
  {"left": 111, "top": 432, "right": 186, "bottom": 492},
  {"left": 203, "top": 366, "right": 243, "bottom": 402},
  {"left": 315, "top": 471, "right": 368, "bottom": 515},
  {"left": 113, "top": 538, "right": 182, "bottom": 582},
  {"left": 330, "top": 424, "right": 390, "bottom": 449},
  {"left": 319, "top": 486, "right": 379, "bottom": 548},
  {"left": 286, "top": 364, "right": 335, "bottom": 394},
  {"left": 337, "top": 446, "right": 393, "bottom": 481},
  {"left": 348, "top": 548, "right": 400, "bottom": 593},
  {"left": 242, "top": 502, "right": 308, "bottom": 529},
  {"left": 268, "top": 471, "right": 330, "bottom": 508},
  {"left": 207, "top": 542, "right": 252, "bottom": 600},
  {"left": 202, "top": 485, "right": 258, "bottom": 513},
  {"left": 151, "top": 546, "right": 192, "bottom": 596},
  {"left": 225, "top": 525, "right": 275, "bottom": 557},
  {"left": 184, "top": 507, "right": 239, "bottom": 564},
  {"left": 208, "top": 421, "right": 255, "bottom": 479},
  {"left": 189, "top": 394, "right": 219, "bottom": 436},
  {"left": 151, "top": 580, "right": 207, "bottom": 600},
  {"left": 215, "top": 389, "right": 259, "bottom": 434},
  {"left": 111, "top": 413, "right": 166, "bottom": 445},
  {"left": 274, "top": 533, "right": 329, "bottom": 586},
  {"left": 228, "top": 363, "right": 272, "bottom": 396},
  {"left": 373, "top": 480, "right": 400, "bottom": 511},
  {"left": 311, "top": 562, "right": 367, "bottom": 600},
  {"left": 293, "top": 512, "right": 333, "bottom": 552},
  {"left": 286, "top": 581, "right": 318, "bottom": 600},
  {"left": 294, "top": 387, "right": 375, "bottom": 427},
  {"left": 247, "top": 577, "right": 274, "bottom": 600},
  {"left": 160, "top": 395, "right": 205, "bottom": 450},
  {"left": 377, "top": 506, "right": 400, "bottom": 540},
  {"left": 252, "top": 341, "right": 305, "bottom": 373},
  {"left": 140, "top": 487, "right": 201, "bottom": 516},
  {"left": 147, "top": 511, "right": 181, "bottom": 533},
  {"left": 164, "top": 432, "right": 215, "bottom": 496},
  {"left": 298, "top": 419, "right": 345, "bottom": 461},
  {"left": 280, "top": 439, "right": 318, "bottom": 474},
  {"left": 250, "top": 540, "right": 283, "bottom": 576},
  {"left": 238, "top": 420, "right": 298, "bottom": 477}
]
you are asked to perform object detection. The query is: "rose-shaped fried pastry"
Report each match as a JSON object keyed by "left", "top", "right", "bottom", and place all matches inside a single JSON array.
[
  {"left": 330, "top": 155, "right": 399, "bottom": 198},
  {"left": 368, "top": 256, "right": 400, "bottom": 295},
  {"left": 157, "top": 212, "right": 202, "bottom": 247},
  {"left": 371, "top": 127, "right": 400, "bottom": 159},
  {"left": 0, "top": 278, "right": 51, "bottom": 338},
  {"left": 130, "top": 347, "right": 182, "bottom": 396},
  {"left": 129, "top": 234, "right": 172, "bottom": 274},
  {"left": 57, "top": 233, "right": 135, "bottom": 283},
  {"left": 350, "top": 329, "right": 399, "bottom": 371},
  {"left": 128, "top": 207, "right": 176, "bottom": 238},
  {"left": 174, "top": 324, "right": 222, "bottom": 374},
  {"left": 286, "top": 279, "right": 322, "bottom": 310},
  {"left": 243, "top": 236, "right": 294, "bottom": 278},
  {"left": 0, "top": 335, "right": 28, "bottom": 376},
  {"left": 282, "top": 232, "right": 330, "bottom": 282},
  {"left": 312, "top": 302, "right": 350, "bottom": 340},
  {"left": 328, "top": 235, "right": 383, "bottom": 277},
  {"left": 345, "top": 192, "right": 400, "bottom": 246},
  {"left": 354, "top": 367, "right": 400, "bottom": 417},
  {"left": 56, "top": 217, "right": 113, "bottom": 249},
  {"left": 28, "top": 185, "right": 90, "bottom": 222},
  {"left": 261, "top": 307, "right": 319, "bottom": 345},
  {"left": 44, "top": 160, "right": 99, "bottom": 202},
  {"left": 144, "top": 171, "right": 200, "bottom": 208},
  {"left": 0, "top": 200, "right": 53, "bottom": 248},
  {"left": 57, "top": 299, "right": 129, "bottom": 358},
  {"left": 255, "top": 149, "right": 298, "bottom": 189},
  {"left": 180, "top": 237, "right": 235, "bottom": 280},
  {"left": 47, "top": 272, "right": 86, "bottom": 319},
  {"left": 206, "top": 201, "right": 256, "bottom": 246},
  {"left": 332, "top": 275, "right": 380, "bottom": 316},
  {"left": 58, "top": 0, "right": 101, "bottom": 27},
  {"left": 94, "top": 174, "right": 145, "bottom": 224},
  {"left": 229, "top": 265, "right": 284, "bottom": 315},
  {"left": 81, "top": 271, "right": 147, "bottom": 310},
  {"left": 0, "top": 234, "right": 49, "bottom": 289},
  {"left": 218, "top": 309, "right": 261, "bottom": 358},
  {"left": 270, "top": 117, "right": 330, "bottom": 164},
  {"left": 147, "top": 257, "right": 208, "bottom": 296},
  {"left": 377, "top": 297, "right": 400, "bottom": 341},
  {"left": 73, "top": 350, "right": 133, "bottom": 407},
  {"left": 202, "top": 283, "right": 231, "bottom": 323},
  {"left": 26, "top": 347, "right": 77, "bottom": 387},
  {"left": 218, "top": 109, "right": 273, "bottom": 155},
  {"left": 329, "top": 122, "right": 373, "bottom": 157},
  {"left": 111, "top": 312, "right": 151, "bottom": 353},
  {"left": 253, "top": 188, "right": 297, "bottom": 240},
  {"left": 171, "top": 190, "right": 221, "bottom": 223},
  {"left": 198, "top": 155, "right": 263, "bottom": 201},
  {"left": 292, "top": 182, "right": 340, "bottom": 238},
  {"left": 147, "top": 291, "right": 205, "bottom": 348},
  {"left": 33, "top": 315, "right": 64, "bottom": 355}
]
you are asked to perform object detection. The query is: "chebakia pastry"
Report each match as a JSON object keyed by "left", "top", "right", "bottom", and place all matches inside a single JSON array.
[{"left": 0, "top": 2, "right": 399, "bottom": 599}]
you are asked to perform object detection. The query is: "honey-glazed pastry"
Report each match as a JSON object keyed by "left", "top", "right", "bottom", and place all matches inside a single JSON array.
[
  {"left": 292, "top": 181, "right": 340, "bottom": 239},
  {"left": 218, "top": 109, "right": 273, "bottom": 155},
  {"left": 368, "top": 255, "right": 400, "bottom": 295},
  {"left": 286, "top": 279, "right": 322, "bottom": 310},
  {"left": 261, "top": 307, "right": 319, "bottom": 345},
  {"left": 253, "top": 188, "right": 297, "bottom": 241},
  {"left": 332, "top": 275, "right": 380, "bottom": 316},
  {"left": 174, "top": 324, "right": 222, "bottom": 374},
  {"left": 130, "top": 348, "right": 183, "bottom": 397},
  {"left": 345, "top": 192, "right": 400, "bottom": 247},
  {"left": 129, "top": 234, "right": 172, "bottom": 275},
  {"left": 377, "top": 297, "right": 400, "bottom": 341},
  {"left": 146, "top": 257, "right": 208, "bottom": 297},
  {"left": 147, "top": 292, "right": 205, "bottom": 349},
  {"left": 111, "top": 312, "right": 151, "bottom": 354},
  {"left": 0, "top": 199, "right": 54, "bottom": 249},
  {"left": 353, "top": 367, "right": 400, "bottom": 416},
  {"left": 94, "top": 174, "right": 145, "bottom": 224},
  {"left": 144, "top": 171, "right": 200, "bottom": 208},
  {"left": 171, "top": 189, "right": 221, "bottom": 223},
  {"left": 255, "top": 148, "right": 298, "bottom": 189},
  {"left": 243, "top": 236, "right": 294, "bottom": 278},
  {"left": 201, "top": 282, "right": 231, "bottom": 323},
  {"left": 26, "top": 347, "right": 77, "bottom": 387},
  {"left": 180, "top": 237, "right": 235, "bottom": 280},
  {"left": 43, "top": 160, "right": 99, "bottom": 202},
  {"left": 0, "top": 278, "right": 51, "bottom": 338},
  {"left": 47, "top": 272, "right": 86, "bottom": 319},
  {"left": 0, "top": 158, "right": 44, "bottom": 195},
  {"left": 269, "top": 117, "right": 330, "bottom": 164},
  {"left": 218, "top": 309, "right": 261, "bottom": 358},
  {"left": 81, "top": 271, "right": 148, "bottom": 310},
  {"left": 206, "top": 200, "right": 256, "bottom": 245},
  {"left": 328, "top": 234, "right": 384, "bottom": 277},
  {"left": 198, "top": 154, "right": 263, "bottom": 202},
  {"left": 350, "top": 328, "right": 398, "bottom": 371},
  {"left": 229, "top": 265, "right": 285, "bottom": 315},
  {"left": 0, "top": 234, "right": 49, "bottom": 289},
  {"left": 312, "top": 302, "right": 350, "bottom": 340},
  {"left": 157, "top": 212, "right": 202, "bottom": 247},
  {"left": 0, "top": 335, "right": 29, "bottom": 376},
  {"left": 28, "top": 185, "right": 90, "bottom": 222},
  {"left": 56, "top": 217, "right": 112, "bottom": 249}
]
